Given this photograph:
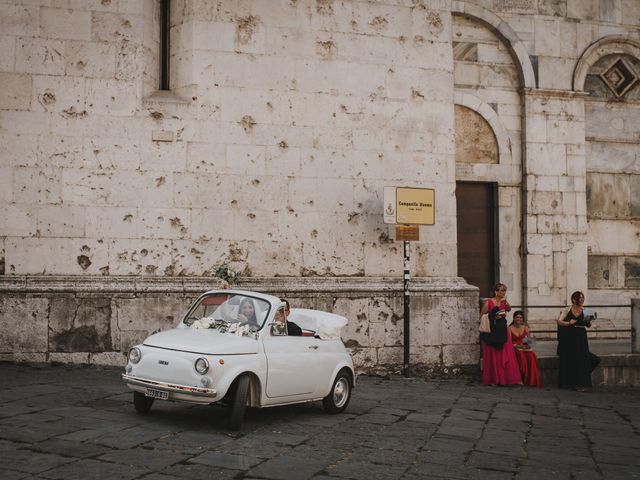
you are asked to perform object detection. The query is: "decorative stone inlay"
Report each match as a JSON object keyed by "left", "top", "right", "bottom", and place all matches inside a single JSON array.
[
  {"left": 600, "top": 57, "right": 638, "bottom": 98},
  {"left": 453, "top": 41, "right": 478, "bottom": 61}
]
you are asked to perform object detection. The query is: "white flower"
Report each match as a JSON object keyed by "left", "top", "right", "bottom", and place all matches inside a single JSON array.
[
  {"left": 235, "top": 324, "right": 252, "bottom": 337},
  {"left": 192, "top": 317, "right": 214, "bottom": 330},
  {"left": 190, "top": 317, "right": 255, "bottom": 337}
]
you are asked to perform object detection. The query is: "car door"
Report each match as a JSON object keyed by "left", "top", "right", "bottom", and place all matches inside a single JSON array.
[{"left": 263, "top": 332, "right": 323, "bottom": 398}]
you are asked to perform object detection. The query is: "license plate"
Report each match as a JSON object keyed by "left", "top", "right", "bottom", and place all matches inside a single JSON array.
[{"left": 145, "top": 388, "right": 169, "bottom": 400}]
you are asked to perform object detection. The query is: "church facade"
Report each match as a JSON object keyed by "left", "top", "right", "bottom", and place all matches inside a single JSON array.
[{"left": 1, "top": 0, "right": 638, "bottom": 370}]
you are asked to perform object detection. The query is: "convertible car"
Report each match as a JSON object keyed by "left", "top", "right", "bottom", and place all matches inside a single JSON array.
[{"left": 122, "top": 289, "right": 355, "bottom": 429}]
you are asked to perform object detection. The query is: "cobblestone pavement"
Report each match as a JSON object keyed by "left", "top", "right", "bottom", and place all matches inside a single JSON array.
[{"left": 1, "top": 363, "right": 639, "bottom": 480}]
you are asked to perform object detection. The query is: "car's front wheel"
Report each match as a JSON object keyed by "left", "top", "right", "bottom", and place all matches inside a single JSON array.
[
  {"left": 323, "top": 370, "right": 352, "bottom": 414},
  {"left": 228, "top": 375, "right": 249, "bottom": 430},
  {"left": 133, "top": 391, "right": 154, "bottom": 413}
]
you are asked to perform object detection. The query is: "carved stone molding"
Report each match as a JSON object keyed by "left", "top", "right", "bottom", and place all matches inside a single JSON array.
[{"left": 0, "top": 275, "right": 478, "bottom": 295}]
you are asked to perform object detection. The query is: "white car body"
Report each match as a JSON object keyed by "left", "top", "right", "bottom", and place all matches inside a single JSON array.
[{"left": 122, "top": 289, "right": 355, "bottom": 428}]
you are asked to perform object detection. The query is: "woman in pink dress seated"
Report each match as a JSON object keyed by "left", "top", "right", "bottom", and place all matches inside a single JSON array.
[
  {"left": 509, "top": 310, "right": 542, "bottom": 387},
  {"left": 480, "top": 283, "right": 522, "bottom": 386}
]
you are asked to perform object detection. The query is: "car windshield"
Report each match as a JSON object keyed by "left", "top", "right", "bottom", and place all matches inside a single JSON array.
[{"left": 183, "top": 293, "right": 271, "bottom": 335}]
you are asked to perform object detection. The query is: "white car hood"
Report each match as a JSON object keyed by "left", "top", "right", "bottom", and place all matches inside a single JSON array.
[{"left": 143, "top": 328, "right": 258, "bottom": 355}]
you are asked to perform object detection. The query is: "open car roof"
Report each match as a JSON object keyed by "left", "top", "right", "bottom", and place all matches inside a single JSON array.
[{"left": 288, "top": 308, "right": 348, "bottom": 340}]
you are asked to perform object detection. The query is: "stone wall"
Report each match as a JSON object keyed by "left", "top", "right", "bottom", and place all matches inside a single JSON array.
[
  {"left": 0, "top": 0, "right": 458, "bottom": 279},
  {"left": 582, "top": 42, "right": 640, "bottom": 333},
  {"left": 1, "top": 0, "right": 639, "bottom": 365},
  {"left": 0, "top": 276, "right": 479, "bottom": 371}
]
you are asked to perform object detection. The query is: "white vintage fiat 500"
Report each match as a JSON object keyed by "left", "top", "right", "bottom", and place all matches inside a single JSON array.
[{"left": 122, "top": 289, "right": 355, "bottom": 429}]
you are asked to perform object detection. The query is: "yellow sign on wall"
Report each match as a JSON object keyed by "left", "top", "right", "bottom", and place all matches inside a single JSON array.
[{"left": 396, "top": 187, "right": 435, "bottom": 225}]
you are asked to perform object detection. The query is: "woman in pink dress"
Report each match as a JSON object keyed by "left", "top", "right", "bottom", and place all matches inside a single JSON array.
[
  {"left": 480, "top": 283, "right": 522, "bottom": 386},
  {"left": 509, "top": 310, "right": 542, "bottom": 387}
]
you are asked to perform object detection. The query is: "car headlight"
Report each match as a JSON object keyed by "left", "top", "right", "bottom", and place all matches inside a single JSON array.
[
  {"left": 128, "top": 347, "right": 141, "bottom": 364},
  {"left": 194, "top": 357, "right": 209, "bottom": 375}
]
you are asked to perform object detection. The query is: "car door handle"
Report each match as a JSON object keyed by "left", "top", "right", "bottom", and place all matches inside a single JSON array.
[{"left": 308, "top": 345, "right": 318, "bottom": 350}]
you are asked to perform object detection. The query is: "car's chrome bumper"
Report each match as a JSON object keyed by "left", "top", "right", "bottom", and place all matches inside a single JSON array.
[{"left": 122, "top": 373, "right": 217, "bottom": 401}]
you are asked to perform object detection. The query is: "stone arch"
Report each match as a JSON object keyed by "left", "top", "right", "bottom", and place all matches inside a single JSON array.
[
  {"left": 454, "top": 91, "right": 512, "bottom": 166},
  {"left": 451, "top": 0, "right": 536, "bottom": 89},
  {"left": 573, "top": 35, "right": 640, "bottom": 91}
]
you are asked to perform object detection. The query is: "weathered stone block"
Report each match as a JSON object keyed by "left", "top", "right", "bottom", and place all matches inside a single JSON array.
[
  {"left": 37, "top": 205, "right": 86, "bottom": 237},
  {"left": 226, "top": 144, "right": 267, "bottom": 175},
  {"left": 527, "top": 143, "right": 567, "bottom": 176},
  {"left": 0, "top": 72, "right": 32, "bottom": 110},
  {"left": 0, "top": 35, "right": 15, "bottom": 71},
  {"left": 348, "top": 346, "right": 377, "bottom": 370},
  {"left": 631, "top": 177, "right": 640, "bottom": 217},
  {"left": 377, "top": 346, "right": 403, "bottom": 365},
  {"left": 139, "top": 138, "right": 186, "bottom": 171},
  {"left": 63, "top": 170, "right": 174, "bottom": 208},
  {"left": 443, "top": 344, "right": 478, "bottom": 366},
  {"left": 587, "top": 173, "right": 631, "bottom": 219},
  {"left": 585, "top": 103, "right": 638, "bottom": 143},
  {"left": 364, "top": 242, "right": 402, "bottom": 277},
  {"left": 84, "top": 137, "right": 142, "bottom": 171},
  {"left": 624, "top": 257, "right": 640, "bottom": 288},
  {"left": 13, "top": 166, "right": 63, "bottom": 205},
  {"left": 65, "top": 40, "right": 118, "bottom": 78},
  {"left": 49, "top": 352, "right": 90, "bottom": 364},
  {"left": 86, "top": 79, "right": 138, "bottom": 116},
  {"left": 0, "top": 166, "right": 11, "bottom": 204},
  {"left": 41, "top": 7, "right": 91, "bottom": 40},
  {"left": 368, "top": 321, "right": 387, "bottom": 348},
  {"left": 241, "top": 241, "right": 303, "bottom": 277},
  {"left": 0, "top": 204, "right": 37, "bottom": 237},
  {"left": 49, "top": 296, "right": 112, "bottom": 352},
  {"left": 91, "top": 11, "right": 145, "bottom": 43},
  {"left": 334, "top": 297, "right": 369, "bottom": 347},
  {"left": 91, "top": 351, "right": 127, "bottom": 366},
  {"left": 6, "top": 239, "right": 86, "bottom": 274},
  {"left": 526, "top": 254, "right": 546, "bottom": 286},
  {"left": 530, "top": 191, "right": 563, "bottom": 215},
  {"left": 114, "top": 296, "right": 184, "bottom": 334},
  {"left": 108, "top": 239, "right": 175, "bottom": 276},
  {"left": 553, "top": 251, "right": 567, "bottom": 288},
  {"left": 0, "top": 296, "right": 49, "bottom": 352},
  {"left": 567, "top": 0, "right": 599, "bottom": 20},
  {"left": 536, "top": 176, "right": 559, "bottom": 191},
  {"left": 137, "top": 207, "right": 191, "bottom": 240},
  {"left": 566, "top": 240, "right": 588, "bottom": 294},
  {"left": 411, "top": 345, "right": 443, "bottom": 364},
  {"left": 16, "top": 38, "right": 66, "bottom": 76},
  {"left": 586, "top": 141, "right": 639, "bottom": 175},
  {"left": 525, "top": 114, "right": 547, "bottom": 143},
  {"left": 0, "top": 4, "right": 39, "bottom": 36},
  {"left": 37, "top": 135, "right": 86, "bottom": 169},
  {"left": 84, "top": 206, "right": 137, "bottom": 239},
  {"left": 186, "top": 141, "right": 226, "bottom": 173},
  {"left": 588, "top": 254, "right": 616, "bottom": 288}
]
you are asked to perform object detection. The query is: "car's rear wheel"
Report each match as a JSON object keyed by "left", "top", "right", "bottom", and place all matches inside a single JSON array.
[
  {"left": 133, "top": 391, "right": 154, "bottom": 413},
  {"left": 228, "top": 375, "right": 249, "bottom": 430},
  {"left": 323, "top": 370, "right": 351, "bottom": 414}
]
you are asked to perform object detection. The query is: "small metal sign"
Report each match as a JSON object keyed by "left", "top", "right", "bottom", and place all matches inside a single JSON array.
[
  {"left": 395, "top": 225, "right": 419, "bottom": 241},
  {"left": 396, "top": 187, "right": 435, "bottom": 225},
  {"left": 383, "top": 186, "right": 396, "bottom": 224},
  {"left": 383, "top": 186, "right": 435, "bottom": 225}
]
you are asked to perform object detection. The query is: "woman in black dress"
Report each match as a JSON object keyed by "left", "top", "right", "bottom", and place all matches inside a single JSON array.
[{"left": 557, "top": 291, "right": 600, "bottom": 389}]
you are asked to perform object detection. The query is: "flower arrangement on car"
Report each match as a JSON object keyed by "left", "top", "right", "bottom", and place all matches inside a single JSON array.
[{"left": 191, "top": 317, "right": 255, "bottom": 337}]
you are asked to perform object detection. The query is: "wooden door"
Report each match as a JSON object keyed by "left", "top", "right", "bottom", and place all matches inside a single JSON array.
[{"left": 456, "top": 182, "right": 497, "bottom": 299}]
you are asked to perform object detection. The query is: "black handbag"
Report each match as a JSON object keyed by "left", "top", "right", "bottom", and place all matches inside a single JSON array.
[{"left": 480, "top": 306, "right": 508, "bottom": 348}]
